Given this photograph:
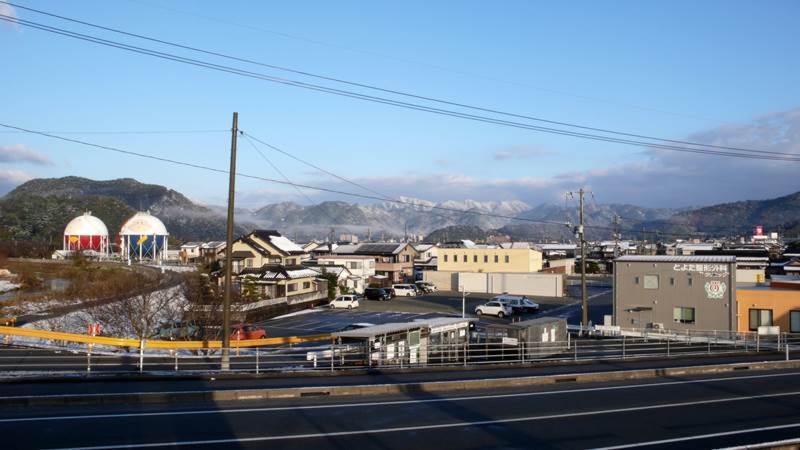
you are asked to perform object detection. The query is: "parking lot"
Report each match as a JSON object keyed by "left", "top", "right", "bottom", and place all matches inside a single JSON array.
[{"left": 259, "top": 287, "right": 612, "bottom": 338}]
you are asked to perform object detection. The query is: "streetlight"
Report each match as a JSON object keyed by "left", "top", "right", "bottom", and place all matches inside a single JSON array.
[{"left": 459, "top": 285, "right": 471, "bottom": 318}]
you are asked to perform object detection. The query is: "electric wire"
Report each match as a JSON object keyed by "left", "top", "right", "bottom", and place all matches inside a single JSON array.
[
  {"left": 3, "top": 1, "right": 790, "bottom": 158},
  {"left": 1, "top": 9, "right": 799, "bottom": 162}
]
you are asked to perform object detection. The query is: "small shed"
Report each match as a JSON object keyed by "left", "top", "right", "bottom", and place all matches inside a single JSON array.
[
  {"left": 333, "top": 317, "right": 476, "bottom": 367},
  {"left": 482, "top": 317, "right": 568, "bottom": 359}
]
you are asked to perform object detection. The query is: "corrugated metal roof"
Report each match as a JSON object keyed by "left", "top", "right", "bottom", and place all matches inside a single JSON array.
[
  {"left": 615, "top": 255, "right": 736, "bottom": 263},
  {"left": 333, "top": 317, "right": 473, "bottom": 339}
]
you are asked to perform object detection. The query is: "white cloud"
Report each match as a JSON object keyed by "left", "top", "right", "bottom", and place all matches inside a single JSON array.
[
  {"left": 0, "top": 144, "right": 53, "bottom": 165},
  {"left": 0, "top": 3, "right": 18, "bottom": 30},
  {"left": 493, "top": 145, "right": 557, "bottom": 161},
  {"left": 358, "top": 109, "right": 798, "bottom": 206},
  {"left": 0, "top": 168, "right": 33, "bottom": 195},
  {"left": 233, "top": 107, "right": 800, "bottom": 209}
]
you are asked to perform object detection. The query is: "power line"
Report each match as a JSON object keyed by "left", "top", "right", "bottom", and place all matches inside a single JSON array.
[
  {"left": 242, "top": 131, "right": 505, "bottom": 233},
  {"left": 2, "top": 121, "right": 726, "bottom": 239},
  {"left": 0, "top": 129, "right": 227, "bottom": 135},
  {"left": 0, "top": 118, "right": 760, "bottom": 236},
  {"left": 2, "top": 5, "right": 798, "bottom": 160},
  {"left": 241, "top": 133, "right": 354, "bottom": 235},
  {"left": 0, "top": 121, "right": 573, "bottom": 228}
]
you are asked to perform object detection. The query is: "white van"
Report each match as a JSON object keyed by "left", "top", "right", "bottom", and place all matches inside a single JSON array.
[
  {"left": 330, "top": 295, "right": 360, "bottom": 309},
  {"left": 392, "top": 284, "right": 417, "bottom": 297}
]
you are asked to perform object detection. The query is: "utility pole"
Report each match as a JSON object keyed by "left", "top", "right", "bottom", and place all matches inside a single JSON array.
[
  {"left": 567, "top": 188, "right": 590, "bottom": 330},
  {"left": 221, "top": 112, "right": 238, "bottom": 371},
  {"left": 612, "top": 214, "right": 621, "bottom": 258}
]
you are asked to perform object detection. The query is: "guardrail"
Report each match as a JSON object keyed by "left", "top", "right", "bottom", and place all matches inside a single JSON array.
[
  {"left": 0, "top": 328, "right": 793, "bottom": 375},
  {"left": 0, "top": 326, "right": 330, "bottom": 349}
]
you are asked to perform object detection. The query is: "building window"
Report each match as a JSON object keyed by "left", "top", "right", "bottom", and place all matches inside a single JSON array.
[
  {"left": 634, "top": 276, "right": 640, "bottom": 285},
  {"left": 453, "top": 254, "right": 458, "bottom": 263},
  {"left": 673, "top": 307, "right": 695, "bottom": 324},
  {"left": 403, "top": 255, "right": 410, "bottom": 263},
  {"left": 494, "top": 255, "right": 499, "bottom": 263},
  {"left": 302, "top": 281, "right": 311, "bottom": 289},
  {"left": 286, "top": 258, "right": 296, "bottom": 265},
  {"left": 669, "top": 277, "right": 675, "bottom": 286},
  {"left": 473, "top": 255, "right": 478, "bottom": 263},
  {"left": 287, "top": 283, "right": 298, "bottom": 293},
  {"left": 349, "top": 262, "right": 360, "bottom": 270},
  {"left": 749, "top": 309, "right": 773, "bottom": 331},
  {"left": 245, "top": 259, "right": 253, "bottom": 268},
  {"left": 644, "top": 274, "right": 659, "bottom": 290},
  {"left": 504, "top": 255, "right": 510, "bottom": 263},
  {"left": 484, "top": 255, "right": 488, "bottom": 263},
  {"left": 688, "top": 277, "right": 693, "bottom": 287},
  {"left": 444, "top": 255, "right": 448, "bottom": 262},
  {"left": 791, "top": 311, "right": 800, "bottom": 333}
]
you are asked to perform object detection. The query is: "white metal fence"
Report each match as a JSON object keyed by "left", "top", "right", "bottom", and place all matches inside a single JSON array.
[{"left": 0, "top": 327, "right": 795, "bottom": 375}]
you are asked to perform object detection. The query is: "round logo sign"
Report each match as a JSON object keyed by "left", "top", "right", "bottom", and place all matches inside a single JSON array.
[{"left": 705, "top": 280, "right": 726, "bottom": 299}]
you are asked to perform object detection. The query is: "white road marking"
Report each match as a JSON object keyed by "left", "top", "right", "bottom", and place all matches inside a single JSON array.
[
  {"left": 2, "top": 371, "right": 798, "bottom": 424},
  {"left": 44, "top": 390, "right": 800, "bottom": 449},
  {"left": 593, "top": 422, "right": 800, "bottom": 449}
]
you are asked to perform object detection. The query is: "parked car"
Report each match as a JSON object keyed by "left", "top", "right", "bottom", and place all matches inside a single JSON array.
[
  {"left": 475, "top": 301, "right": 513, "bottom": 318},
  {"left": 392, "top": 284, "right": 417, "bottom": 297},
  {"left": 155, "top": 321, "right": 200, "bottom": 341},
  {"left": 415, "top": 281, "right": 437, "bottom": 293},
  {"left": 230, "top": 324, "right": 267, "bottom": 340},
  {"left": 330, "top": 295, "right": 360, "bottom": 309},
  {"left": 493, "top": 294, "right": 540, "bottom": 313},
  {"left": 337, "top": 322, "right": 375, "bottom": 332},
  {"left": 364, "top": 287, "right": 392, "bottom": 301}
]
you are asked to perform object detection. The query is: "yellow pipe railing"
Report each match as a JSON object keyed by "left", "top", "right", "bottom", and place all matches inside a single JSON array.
[{"left": 0, "top": 326, "right": 330, "bottom": 349}]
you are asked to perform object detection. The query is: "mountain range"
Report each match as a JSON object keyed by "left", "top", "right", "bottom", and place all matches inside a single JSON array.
[{"left": 1, "top": 176, "right": 799, "bottom": 245}]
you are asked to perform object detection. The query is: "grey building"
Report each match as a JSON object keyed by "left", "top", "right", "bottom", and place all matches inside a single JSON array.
[{"left": 613, "top": 255, "right": 737, "bottom": 331}]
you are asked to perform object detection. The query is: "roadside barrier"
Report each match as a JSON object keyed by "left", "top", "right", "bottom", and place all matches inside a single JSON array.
[{"left": 0, "top": 325, "right": 330, "bottom": 349}]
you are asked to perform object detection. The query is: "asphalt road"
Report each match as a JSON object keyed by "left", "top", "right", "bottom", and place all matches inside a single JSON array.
[
  {"left": 3, "top": 368, "right": 800, "bottom": 449},
  {"left": 0, "top": 352, "right": 789, "bottom": 397}
]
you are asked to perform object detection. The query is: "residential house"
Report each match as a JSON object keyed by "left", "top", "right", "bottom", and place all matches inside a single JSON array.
[
  {"left": 305, "top": 263, "right": 359, "bottom": 294},
  {"left": 200, "top": 241, "right": 226, "bottom": 266},
  {"left": 413, "top": 244, "right": 439, "bottom": 279},
  {"left": 179, "top": 242, "right": 203, "bottom": 264},
  {"left": 333, "top": 243, "right": 418, "bottom": 284},
  {"left": 224, "top": 230, "right": 320, "bottom": 300},
  {"left": 315, "top": 255, "right": 375, "bottom": 293}
]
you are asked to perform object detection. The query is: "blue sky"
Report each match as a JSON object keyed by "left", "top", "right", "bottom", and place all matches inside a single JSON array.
[{"left": 1, "top": 0, "right": 799, "bottom": 208}]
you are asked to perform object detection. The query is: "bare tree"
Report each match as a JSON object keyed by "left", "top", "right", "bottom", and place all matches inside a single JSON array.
[
  {"left": 182, "top": 272, "right": 243, "bottom": 343},
  {"left": 88, "top": 273, "right": 184, "bottom": 342}
]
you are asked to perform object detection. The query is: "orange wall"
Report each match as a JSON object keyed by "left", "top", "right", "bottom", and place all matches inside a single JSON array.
[{"left": 736, "top": 289, "right": 800, "bottom": 333}]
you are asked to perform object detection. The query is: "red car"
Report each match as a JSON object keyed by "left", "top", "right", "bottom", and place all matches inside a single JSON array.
[{"left": 230, "top": 324, "right": 267, "bottom": 340}]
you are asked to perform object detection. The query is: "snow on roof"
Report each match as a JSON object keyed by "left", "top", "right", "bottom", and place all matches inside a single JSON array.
[
  {"left": 331, "top": 244, "right": 361, "bottom": 254},
  {"left": 269, "top": 235, "right": 304, "bottom": 254},
  {"left": 535, "top": 244, "right": 577, "bottom": 251}
]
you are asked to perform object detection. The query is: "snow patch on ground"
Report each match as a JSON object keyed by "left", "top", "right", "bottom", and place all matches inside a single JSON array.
[
  {"left": 270, "top": 307, "right": 326, "bottom": 320},
  {"left": 145, "top": 265, "right": 197, "bottom": 273},
  {"left": 0, "top": 280, "right": 20, "bottom": 294}
]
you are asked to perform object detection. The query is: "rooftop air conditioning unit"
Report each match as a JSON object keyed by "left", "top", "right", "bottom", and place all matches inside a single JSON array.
[{"left": 648, "top": 322, "right": 665, "bottom": 330}]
